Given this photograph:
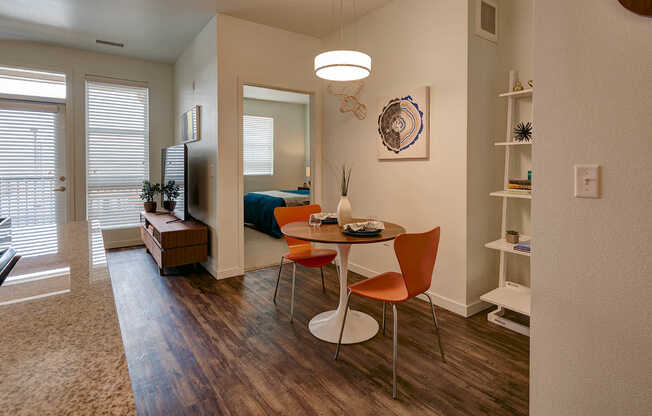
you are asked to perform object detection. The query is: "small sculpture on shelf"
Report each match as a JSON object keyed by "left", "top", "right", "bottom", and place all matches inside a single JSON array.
[
  {"left": 512, "top": 80, "right": 524, "bottom": 92},
  {"left": 528, "top": 80, "right": 534, "bottom": 88},
  {"left": 514, "top": 121, "right": 533, "bottom": 142}
]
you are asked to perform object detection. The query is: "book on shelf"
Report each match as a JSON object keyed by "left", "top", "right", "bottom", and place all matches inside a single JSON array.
[
  {"left": 508, "top": 179, "right": 531, "bottom": 189},
  {"left": 514, "top": 243, "right": 531, "bottom": 253},
  {"left": 503, "top": 189, "right": 532, "bottom": 195}
]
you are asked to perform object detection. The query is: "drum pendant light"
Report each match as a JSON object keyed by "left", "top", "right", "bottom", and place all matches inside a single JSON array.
[{"left": 314, "top": 0, "right": 371, "bottom": 81}]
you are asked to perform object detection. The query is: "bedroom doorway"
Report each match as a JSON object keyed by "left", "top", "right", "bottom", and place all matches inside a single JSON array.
[{"left": 241, "top": 85, "right": 312, "bottom": 271}]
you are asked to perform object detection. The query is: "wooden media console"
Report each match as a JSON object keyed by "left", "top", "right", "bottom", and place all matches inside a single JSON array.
[{"left": 140, "top": 211, "right": 208, "bottom": 275}]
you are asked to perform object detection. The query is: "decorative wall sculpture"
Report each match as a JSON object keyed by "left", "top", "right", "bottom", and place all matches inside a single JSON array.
[
  {"left": 377, "top": 87, "right": 430, "bottom": 160},
  {"left": 327, "top": 81, "right": 367, "bottom": 120}
]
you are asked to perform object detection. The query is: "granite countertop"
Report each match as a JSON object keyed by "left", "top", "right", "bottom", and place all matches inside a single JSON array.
[{"left": 0, "top": 221, "right": 136, "bottom": 415}]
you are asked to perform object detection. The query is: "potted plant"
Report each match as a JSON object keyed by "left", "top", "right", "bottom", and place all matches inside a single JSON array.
[
  {"left": 139, "top": 180, "right": 161, "bottom": 213},
  {"left": 162, "top": 180, "right": 180, "bottom": 212}
]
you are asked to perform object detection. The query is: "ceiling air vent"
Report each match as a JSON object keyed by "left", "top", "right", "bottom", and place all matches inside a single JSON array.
[
  {"left": 96, "top": 39, "right": 124, "bottom": 48},
  {"left": 475, "top": 0, "right": 498, "bottom": 43}
]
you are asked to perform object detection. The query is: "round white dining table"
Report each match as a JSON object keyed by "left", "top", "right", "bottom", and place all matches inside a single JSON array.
[{"left": 281, "top": 219, "right": 406, "bottom": 344}]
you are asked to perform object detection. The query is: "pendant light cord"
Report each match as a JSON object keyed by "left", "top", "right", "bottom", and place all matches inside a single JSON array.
[{"left": 340, "top": 0, "right": 344, "bottom": 43}]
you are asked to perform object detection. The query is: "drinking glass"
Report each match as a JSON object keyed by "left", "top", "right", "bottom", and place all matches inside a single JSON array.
[{"left": 308, "top": 215, "right": 321, "bottom": 229}]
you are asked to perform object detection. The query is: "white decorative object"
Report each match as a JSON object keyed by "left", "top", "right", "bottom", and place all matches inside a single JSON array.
[
  {"left": 377, "top": 87, "right": 430, "bottom": 160},
  {"left": 336, "top": 196, "right": 352, "bottom": 226},
  {"left": 315, "top": 50, "right": 371, "bottom": 81},
  {"left": 475, "top": 0, "right": 498, "bottom": 43}
]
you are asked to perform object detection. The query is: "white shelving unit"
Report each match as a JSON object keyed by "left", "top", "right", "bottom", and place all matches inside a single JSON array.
[
  {"left": 481, "top": 69, "right": 533, "bottom": 337},
  {"left": 490, "top": 190, "right": 532, "bottom": 200},
  {"left": 493, "top": 141, "right": 532, "bottom": 147}
]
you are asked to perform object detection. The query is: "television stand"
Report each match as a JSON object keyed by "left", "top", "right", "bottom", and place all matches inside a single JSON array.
[{"left": 140, "top": 211, "right": 208, "bottom": 275}]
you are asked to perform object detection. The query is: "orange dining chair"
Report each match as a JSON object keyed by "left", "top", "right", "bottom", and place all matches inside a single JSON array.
[
  {"left": 273, "top": 204, "right": 337, "bottom": 322},
  {"left": 334, "top": 227, "right": 444, "bottom": 399}
]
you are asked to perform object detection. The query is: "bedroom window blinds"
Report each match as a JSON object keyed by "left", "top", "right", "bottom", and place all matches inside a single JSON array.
[
  {"left": 243, "top": 115, "right": 274, "bottom": 176},
  {"left": 86, "top": 80, "right": 149, "bottom": 228}
]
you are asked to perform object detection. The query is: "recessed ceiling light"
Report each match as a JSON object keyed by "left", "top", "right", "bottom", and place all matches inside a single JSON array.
[{"left": 96, "top": 39, "right": 124, "bottom": 48}]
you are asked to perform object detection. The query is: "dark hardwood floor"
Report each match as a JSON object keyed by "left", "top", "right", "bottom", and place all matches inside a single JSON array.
[{"left": 107, "top": 247, "right": 529, "bottom": 415}]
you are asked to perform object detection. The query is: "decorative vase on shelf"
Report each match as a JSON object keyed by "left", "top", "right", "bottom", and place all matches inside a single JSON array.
[{"left": 337, "top": 195, "right": 353, "bottom": 226}]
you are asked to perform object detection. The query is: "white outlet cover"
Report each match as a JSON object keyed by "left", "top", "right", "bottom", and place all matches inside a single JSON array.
[{"left": 574, "top": 165, "right": 600, "bottom": 198}]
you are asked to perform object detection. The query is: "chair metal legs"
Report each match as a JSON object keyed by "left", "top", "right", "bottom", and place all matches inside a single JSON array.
[
  {"left": 424, "top": 293, "right": 445, "bottom": 362},
  {"left": 334, "top": 290, "right": 352, "bottom": 360},
  {"left": 275, "top": 259, "right": 332, "bottom": 322},
  {"left": 392, "top": 303, "right": 398, "bottom": 399},
  {"left": 273, "top": 257, "right": 284, "bottom": 304},
  {"left": 290, "top": 263, "right": 296, "bottom": 322},
  {"left": 382, "top": 301, "right": 387, "bottom": 336}
]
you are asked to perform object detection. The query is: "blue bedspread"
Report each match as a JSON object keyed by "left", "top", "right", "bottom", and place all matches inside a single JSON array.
[{"left": 244, "top": 190, "right": 309, "bottom": 238}]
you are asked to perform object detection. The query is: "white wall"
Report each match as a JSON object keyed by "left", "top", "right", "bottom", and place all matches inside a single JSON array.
[
  {"left": 217, "top": 14, "right": 323, "bottom": 278},
  {"left": 173, "top": 16, "right": 219, "bottom": 275},
  {"left": 495, "top": 0, "right": 534, "bottom": 286},
  {"left": 243, "top": 98, "right": 308, "bottom": 193},
  {"left": 0, "top": 40, "right": 174, "bottom": 247},
  {"left": 321, "top": 0, "right": 471, "bottom": 314},
  {"left": 531, "top": 1, "right": 652, "bottom": 414},
  {"left": 466, "top": 0, "right": 501, "bottom": 307}
]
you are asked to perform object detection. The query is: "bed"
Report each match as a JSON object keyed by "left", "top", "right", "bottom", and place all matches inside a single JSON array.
[{"left": 244, "top": 189, "right": 310, "bottom": 238}]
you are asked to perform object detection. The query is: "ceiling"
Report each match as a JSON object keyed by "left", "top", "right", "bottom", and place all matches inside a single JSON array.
[{"left": 0, "top": 0, "right": 392, "bottom": 63}]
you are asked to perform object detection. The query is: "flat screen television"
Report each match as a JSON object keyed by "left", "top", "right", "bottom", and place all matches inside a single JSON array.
[{"left": 161, "top": 144, "right": 188, "bottom": 221}]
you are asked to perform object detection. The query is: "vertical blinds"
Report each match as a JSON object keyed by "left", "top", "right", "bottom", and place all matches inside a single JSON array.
[
  {"left": 243, "top": 115, "right": 274, "bottom": 176},
  {"left": 0, "top": 103, "right": 64, "bottom": 229},
  {"left": 86, "top": 80, "right": 149, "bottom": 228}
]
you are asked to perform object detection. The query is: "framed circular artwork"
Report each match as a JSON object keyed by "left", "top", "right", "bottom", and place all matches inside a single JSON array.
[{"left": 377, "top": 87, "right": 430, "bottom": 160}]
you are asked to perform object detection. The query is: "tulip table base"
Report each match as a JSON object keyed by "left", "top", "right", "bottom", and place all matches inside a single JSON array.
[{"left": 308, "top": 243, "right": 379, "bottom": 344}]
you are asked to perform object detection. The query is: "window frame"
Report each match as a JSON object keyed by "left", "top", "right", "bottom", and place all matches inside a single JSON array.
[{"left": 85, "top": 78, "right": 150, "bottom": 228}]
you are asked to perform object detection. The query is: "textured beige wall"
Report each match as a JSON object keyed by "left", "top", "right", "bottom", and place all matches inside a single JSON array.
[
  {"left": 243, "top": 98, "right": 307, "bottom": 194},
  {"left": 531, "top": 1, "right": 652, "bottom": 414},
  {"left": 173, "top": 16, "right": 219, "bottom": 276},
  {"left": 466, "top": 0, "right": 501, "bottom": 308},
  {"left": 321, "top": 0, "right": 470, "bottom": 313},
  {"left": 217, "top": 14, "right": 323, "bottom": 278}
]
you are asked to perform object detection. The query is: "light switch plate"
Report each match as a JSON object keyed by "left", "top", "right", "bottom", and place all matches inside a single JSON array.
[{"left": 574, "top": 165, "right": 600, "bottom": 198}]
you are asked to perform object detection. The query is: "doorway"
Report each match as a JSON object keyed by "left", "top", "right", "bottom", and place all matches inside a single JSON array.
[
  {"left": 0, "top": 99, "right": 67, "bottom": 257},
  {"left": 241, "top": 85, "right": 312, "bottom": 271}
]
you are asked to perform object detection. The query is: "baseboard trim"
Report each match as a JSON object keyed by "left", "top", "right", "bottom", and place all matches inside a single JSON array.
[
  {"left": 217, "top": 266, "right": 244, "bottom": 280},
  {"left": 103, "top": 238, "right": 143, "bottom": 250},
  {"left": 465, "top": 298, "right": 493, "bottom": 316},
  {"left": 200, "top": 257, "right": 219, "bottom": 279},
  {"left": 348, "top": 261, "right": 490, "bottom": 318}
]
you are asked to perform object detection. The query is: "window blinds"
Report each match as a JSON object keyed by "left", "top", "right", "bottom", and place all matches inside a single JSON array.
[
  {"left": 0, "top": 102, "right": 64, "bottom": 229},
  {"left": 243, "top": 115, "right": 274, "bottom": 176},
  {"left": 86, "top": 80, "right": 149, "bottom": 228}
]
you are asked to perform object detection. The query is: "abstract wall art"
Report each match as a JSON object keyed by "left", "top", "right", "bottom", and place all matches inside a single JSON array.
[
  {"left": 377, "top": 87, "right": 430, "bottom": 160},
  {"left": 327, "top": 81, "right": 367, "bottom": 120}
]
